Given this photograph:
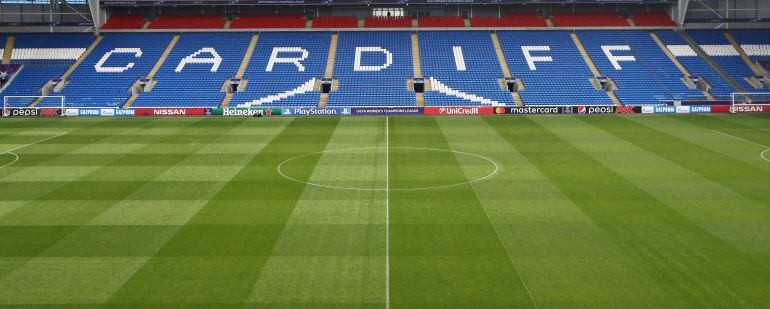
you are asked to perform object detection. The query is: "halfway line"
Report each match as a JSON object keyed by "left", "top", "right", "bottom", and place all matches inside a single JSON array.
[{"left": 385, "top": 116, "right": 390, "bottom": 309}]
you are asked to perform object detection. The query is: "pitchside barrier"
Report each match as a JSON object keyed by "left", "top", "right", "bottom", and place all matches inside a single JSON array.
[{"left": 4, "top": 104, "right": 770, "bottom": 118}]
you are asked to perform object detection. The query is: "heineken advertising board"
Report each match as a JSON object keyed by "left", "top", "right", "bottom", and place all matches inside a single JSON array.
[{"left": 207, "top": 108, "right": 282, "bottom": 116}]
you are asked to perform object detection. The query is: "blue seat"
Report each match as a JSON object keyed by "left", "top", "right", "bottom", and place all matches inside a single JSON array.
[
  {"left": 688, "top": 30, "right": 769, "bottom": 94},
  {"left": 132, "top": 32, "right": 252, "bottom": 108},
  {"left": 420, "top": 31, "right": 514, "bottom": 106},
  {"left": 499, "top": 31, "right": 613, "bottom": 106},
  {"left": 578, "top": 30, "right": 705, "bottom": 105},
  {"left": 57, "top": 33, "right": 175, "bottom": 108},
  {"left": 327, "top": 32, "right": 415, "bottom": 107},
  {"left": 1, "top": 33, "right": 95, "bottom": 107},
  {"left": 231, "top": 32, "right": 330, "bottom": 107}
]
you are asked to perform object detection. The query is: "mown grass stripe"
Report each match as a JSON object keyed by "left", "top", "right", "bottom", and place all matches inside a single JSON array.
[
  {"left": 485, "top": 115, "right": 770, "bottom": 308},
  {"left": 536, "top": 115, "right": 770, "bottom": 262},
  {"left": 106, "top": 117, "right": 341, "bottom": 305},
  {"left": 0, "top": 118, "right": 258, "bottom": 305},
  {"left": 389, "top": 116, "right": 536, "bottom": 309},
  {"left": 435, "top": 116, "right": 672, "bottom": 307},
  {"left": 248, "top": 117, "right": 387, "bottom": 306},
  {"left": 587, "top": 116, "right": 770, "bottom": 207}
]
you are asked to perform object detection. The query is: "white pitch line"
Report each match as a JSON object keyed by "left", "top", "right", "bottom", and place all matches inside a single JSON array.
[
  {"left": 385, "top": 116, "right": 390, "bottom": 309},
  {"left": 711, "top": 129, "right": 770, "bottom": 149},
  {"left": 276, "top": 146, "right": 498, "bottom": 191},
  {"left": 711, "top": 129, "right": 770, "bottom": 162},
  {"left": 0, "top": 131, "right": 71, "bottom": 135},
  {"left": 0, "top": 131, "right": 69, "bottom": 169},
  {"left": 1, "top": 131, "right": 69, "bottom": 153}
]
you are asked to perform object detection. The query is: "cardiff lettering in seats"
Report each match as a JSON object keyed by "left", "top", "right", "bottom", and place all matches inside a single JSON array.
[
  {"left": 176, "top": 48, "right": 222, "bottom": 72},
  {"left": 94, "top": 48, "right": 143, "bottom": 73},
  {"left": 90, "top": 44, "right": 643, "bottom": 73}
]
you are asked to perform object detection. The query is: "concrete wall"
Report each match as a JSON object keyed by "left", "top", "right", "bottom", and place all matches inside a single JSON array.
[
  {"left": 0, "top": 3, "right": 91, "bottom": 23},
  {"left": 687, "top": 0, "right": 769, "bottom": 19}
]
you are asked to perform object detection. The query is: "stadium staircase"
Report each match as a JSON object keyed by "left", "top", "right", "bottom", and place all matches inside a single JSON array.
[
  {"left": 490, "top": 32, "right": 522, "bottom": 106},
  {"left": 724, "top": 32, "right": 765, "bottom": 76},
  {"left": 123, "top": 34, "right": 180, "bottom": 108},
  {"left": 2, "top": 36, "right": 13, "bottom": 64},
  {"left": 411, "top": 32, "right": 425, "bottom": 106},
  {"left": 221, "top": 33, "right": 258, "bottom": 108},
  {"left": 141, "top": 20, "right": 151, "bottom": 29},
  {"left": 318, "top": 33, "right": 339, "bottom": 108},
  {"left": 649, "top": 32, "right": 715, "bottom": 100},
  {"left": 677, "top": 29, "right": 745, "bottom": 93},
  {"left": 570, "top": 32, "right": 622, "bottom": 106}
]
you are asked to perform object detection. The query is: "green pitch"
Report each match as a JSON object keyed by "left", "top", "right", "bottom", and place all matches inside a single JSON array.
[{"left": 0, "top": 115, "right": 769, "bottom": 308}]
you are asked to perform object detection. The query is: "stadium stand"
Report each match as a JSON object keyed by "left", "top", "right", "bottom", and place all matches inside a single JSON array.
[
  {"left": 131, "top": 33, "right": 252, "bottom": 107},
  {"left": 688, "top": 30, "right": 769, "bottom": 92},
  {"left": 631, "top": 12, "right": 676, "bottom": 27},
  {"left": 578, "top": 30, "right": 705, "bottom": 104},
  {"left": 230, "top": 13, "right": 307, "bottom": 29},
  {"left": 231, "top": 32, "right": 330, "bottom": 107},
  {"left": 419, "top": 31, "right": 514, "bottom": 106},
  {"left": 498, "top": 31, "right": 613, "bottom": 105},
  {"left": 2, "top": 29, "right": 759, "bottom": 107},
  {"left": 148, "top": 14, "right": 226, "bottom": 29},
  {"left": 551, "top": 12, "right": 629, "bottom": 27},
  {"left": 56, "top": 33, "right": 175, "bottom": 107},
  {"left": 327, "top": 31, "right": 415, "bottom": 106},
  {"left": 470, "top": 13, "right": 548, "bottom": 27},
  {"left": 312, "top": 16, "right": 358, "bottom": 28},
  {"left": 102, "top": 14, "right": 147, "bottom": 30},
  {"left": 365, "top": 16, "right": 412, "bottom": 28},
  {"left": 418, "top": 16, "right": 465, "bottom": 28},
  {"left": 655, "top": 30, "right": 735, "bottom": 99},
  {"left": 2, "top": 34, "right": 94, "bottom": 107}
]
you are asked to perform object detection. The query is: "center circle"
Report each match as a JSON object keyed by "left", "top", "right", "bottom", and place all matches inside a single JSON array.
[{"left": 277, "top": 147, "right": 498, "bottom": 191}]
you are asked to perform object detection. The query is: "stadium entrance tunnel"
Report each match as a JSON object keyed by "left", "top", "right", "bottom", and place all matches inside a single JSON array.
[{"left": 277, "top": 147, "right": 498, "bottom": 191}]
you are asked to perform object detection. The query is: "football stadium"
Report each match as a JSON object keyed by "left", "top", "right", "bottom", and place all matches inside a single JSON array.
[{"left": 0, "top": 0, "right": 769, "bottom": 307}]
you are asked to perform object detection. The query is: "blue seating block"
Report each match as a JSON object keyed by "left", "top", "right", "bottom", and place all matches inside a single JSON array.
[
  {"left": 231, "top": 32, "right": 330, "bottom": 107},
  {"left": 132, "top": 33, "right": 252, "bottom": 107},
  {"left": 420, "top": 31, "right": 514, "bottom": 106},
  {"left": 327, "top": 32, "right": 415, "bottom": 107},
  {"left": 499, "top": 31, "right": 613, "bottom": 106}
]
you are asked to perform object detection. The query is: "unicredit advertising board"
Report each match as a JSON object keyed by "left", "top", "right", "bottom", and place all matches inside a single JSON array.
[{"left": 424, "top": 107, "right": 494, "bottom": 115}]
